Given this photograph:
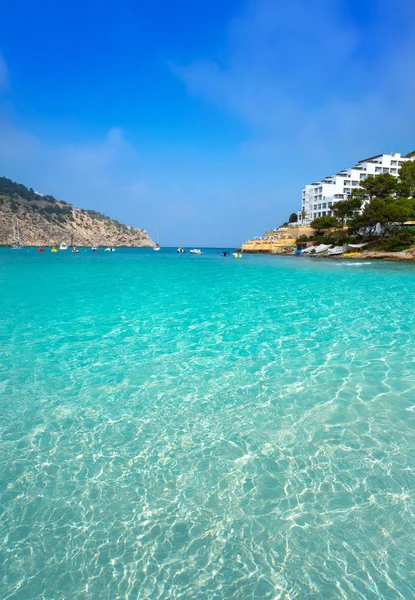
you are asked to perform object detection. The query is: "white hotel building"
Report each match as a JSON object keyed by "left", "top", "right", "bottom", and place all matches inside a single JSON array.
[{"left": 300, "top": 153, "right": 412, "bottom": 223}]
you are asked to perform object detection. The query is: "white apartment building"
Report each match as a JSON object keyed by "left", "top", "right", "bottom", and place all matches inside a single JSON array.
[{"left": 299, "top": 153, "right": 412, "bottom": 223}]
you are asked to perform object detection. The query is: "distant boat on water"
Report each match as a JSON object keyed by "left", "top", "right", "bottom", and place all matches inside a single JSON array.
[
  {"left": 190, "top": 249, "right": 203, "bottom": 255},
  {"left": 154, "top": 228, "right": 161, "bottom": 251},
  {"left": 59, "top": 242, "right": 68, "bottom": 250},
  {"left": 177, "top": 247, "right": 185, "bottom": 253},
  {"left": 105, "top": 247, "right": 115, "bottom": 252},
  {"left": 11, "top": 221, "right": 25, "bottom": 249}
]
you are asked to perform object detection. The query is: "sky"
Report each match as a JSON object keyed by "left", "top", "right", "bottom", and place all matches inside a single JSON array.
[{"left": 1, "top": 0, "right": 415, "bottom": 246}]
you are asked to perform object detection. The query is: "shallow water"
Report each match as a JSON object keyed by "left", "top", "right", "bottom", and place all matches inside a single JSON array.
[{"left": 1, "top": 248, "right": 414, "bottom": 599}]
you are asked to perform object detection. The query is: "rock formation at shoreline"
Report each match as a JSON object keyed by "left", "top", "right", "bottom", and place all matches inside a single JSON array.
[{"left": 0, "top": 176, "right": 154, "bottom": 247}]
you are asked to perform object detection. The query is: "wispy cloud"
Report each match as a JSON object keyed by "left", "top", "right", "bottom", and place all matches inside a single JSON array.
[
  {"left": 173, "top": 0, "right": 415, "bottom": 167},
  {"left": 0, "top": 54, "right": 9, "bottom": 91}
]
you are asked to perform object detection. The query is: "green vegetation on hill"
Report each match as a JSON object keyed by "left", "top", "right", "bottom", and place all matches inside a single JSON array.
[
  {"left": 0, "top": 175, "right": 153, "bottom": 247},
  {"left": 0, "top": 176, "right": 59, "bottom": 204},
  {"left": 0, "top": 176, "right": 124, "bottom": 227}
]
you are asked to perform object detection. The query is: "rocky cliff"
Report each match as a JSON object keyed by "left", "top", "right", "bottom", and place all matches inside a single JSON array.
[{"left": 0, "top": 176, "right": 155, "bottom": 247}]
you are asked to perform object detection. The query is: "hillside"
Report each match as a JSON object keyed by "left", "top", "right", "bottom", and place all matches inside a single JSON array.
[{"left": 0, "top": 176, "right": 155, "bottom": 247}]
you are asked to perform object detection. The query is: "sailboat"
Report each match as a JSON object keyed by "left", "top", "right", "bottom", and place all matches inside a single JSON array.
[
  {"left": 11, "top": 221, "right": 25, "bottom": 249},
  {"left": 153, "top": 228, "right": 160, "bottom": 251}
]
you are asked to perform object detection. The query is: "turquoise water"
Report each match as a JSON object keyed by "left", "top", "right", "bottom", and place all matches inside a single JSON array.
[{"left": 1, "top": 248, "right": 415, "bottom": 599}]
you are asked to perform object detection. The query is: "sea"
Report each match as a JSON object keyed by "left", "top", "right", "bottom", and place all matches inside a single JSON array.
[{"left": 1, "top": 247, "right": 414, "bottom": 599}]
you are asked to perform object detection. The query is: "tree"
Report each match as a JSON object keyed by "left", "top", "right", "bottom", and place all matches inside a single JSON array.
[
  {"left": 289, "top": 212, "right": 298, "bottom": 223},
  {"left": 310, "top": 215, "right": 340, "bottom": 231},
  {"left": 349, "top": 196, "right": 413, "bottom": 236},
  {"left": 398, "top": 160, "right": 415, "bottom": 198},
  {"left": 332, "top": 197, "right": 362, "bottom": 226},
  {"left": 353, "top": 173, "right": 399, "bottom": 201}
]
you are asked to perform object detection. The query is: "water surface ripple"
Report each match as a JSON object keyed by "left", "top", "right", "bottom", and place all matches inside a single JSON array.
[{"left": 1, "top": 249, "right": 415, "bottom": 599}]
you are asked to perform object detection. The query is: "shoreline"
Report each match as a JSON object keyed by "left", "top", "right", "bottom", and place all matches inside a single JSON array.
[{"left": 242, "top": 247, "right": 415, "bottom": 263}]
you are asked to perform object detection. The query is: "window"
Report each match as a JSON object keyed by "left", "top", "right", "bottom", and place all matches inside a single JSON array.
[
  {"left": 328, "top": 202, "right": 332, "bottom": 207},
  {"left": 375, "top": 167, "right": 381, "bottom": 173},
  {"left": 322, "top": 203, "right": 327, "bottom": 208},
  {"left": 318, "top": 204, "right": 321, "bottom": 209},
  {"left": 391, "top": 161, "right": 397, "bottom": 166},
  {"left": 390, "top": 168, "right": 397, "bottom": 174},
  {"left": 382, "top": 168, "right": 389, "bottom": 173}
]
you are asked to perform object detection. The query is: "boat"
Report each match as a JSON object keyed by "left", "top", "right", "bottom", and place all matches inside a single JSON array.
[
  {"left": 190, "top": 249, "right": 203, "bottom": 255},
  {"left": 343, "top": 252, "right": 360, "bottom": 257},
  {"left": 59, "top": 243, "right": 68, "bottom": 250},
  {"left": 222, "top": 251, "right": 229, "bottom": 256},
  {"left": 312, "top": 244, "right": 332, "bottom": 254},
  {"left": 327, "top": 246, "right": 346, "bottom": 256},
  {"left": 233, "top": 253, "right": 242, "bottom": 258},
  {"left": 177, "top": 248, "right": 185, "bottom": 253},
  {"left": 10, "top": 221, "right": 25, "bottom": 249},
  {"left": 71, "top": 247, "right": 79, "bottom": 253},
  {"left": 38, "top": 247, "right": 45, "bottom": 253},
  {"left": 105, "top": 247, "right": 115, "bottom": 252},
  {"left": 91, "top": 247, "right": 98, "bottom": 253},
  {"left": 294, "top": 249, "right": 304, "bottom": 255},
  {"left": 51, "top": 246, "right": 59, "bottom": 253},
  {"left": 153, "top": 228, "right": 161, "bottom": 251}
]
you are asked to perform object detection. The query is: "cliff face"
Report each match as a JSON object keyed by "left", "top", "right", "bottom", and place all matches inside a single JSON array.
[{"left": 0, "top": 177, "right": 155, "bottom": 247}]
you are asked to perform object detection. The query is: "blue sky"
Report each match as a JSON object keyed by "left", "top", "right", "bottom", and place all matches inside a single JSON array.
[{"left": 1, "top": 0, "right": 415, "bottom": 246}]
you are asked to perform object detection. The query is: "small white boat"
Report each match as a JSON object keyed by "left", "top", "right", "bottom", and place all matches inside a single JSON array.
[
  {"left": 233, "top": 253, "right": 242, "bottom": 258},
  {"left": 327, "top": 246, "right": 346, "bottom": 256},
  {"left": 59, "top": 243, "right": 68, "bottom": 250},
  {"left": 190, "top": 249, "right": 203, "bottom": 255},
  {"left": 91, "top": 247, "right": 98, "bottom": 253},
  {"left": 105, "top": 247, "right": 115, "bottom": 252},
  {"left": 308, "top": 244, "right": 332, "bottom": 254},
  {"left": 153, "top": 228, "right": 161, "bottom": 251},
  {"left": 177, "top": 247, "right": 185, "bottom": 253},
  {"left": 11, "top": 221, "right": 25, "bottom": 249},
  {"left": 71, "top": 247, "right": 79, "bottom": 254}
]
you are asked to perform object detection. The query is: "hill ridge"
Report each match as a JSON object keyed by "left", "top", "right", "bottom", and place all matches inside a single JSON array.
[{"left": 0, "top": 176, "right": 154, "bottom": 247}]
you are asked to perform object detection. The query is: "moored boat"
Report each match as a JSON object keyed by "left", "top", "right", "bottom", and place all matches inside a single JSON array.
[
  {"left": 51, "top": 246, "right": 59, "bottom": 253},
  {"left": 59, "top": 243, "right": 68, "bottom": 250},
  {"left": 71, "top": 247, "right": 79, "bottom": 253},
  {"left": 190, "top": 249, "right": 203, "bottom": 254},
  {"left": 11, "top": 221, "right": 25, "bottom": 249},
  {"left": 311, "top": 244, "right": 332, "bottom": 254},
  {"left": 327, "top": 246, "right": 346, "bottom": 256},
  {"left": 153, "top": 228, "right": 161, "bottom": 251},
  {"left": 177, "top": 247, "right": 185, "bottom": 253}
]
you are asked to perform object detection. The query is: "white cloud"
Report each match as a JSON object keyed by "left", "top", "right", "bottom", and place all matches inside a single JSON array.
[{"left": 173, "top": 0, "right": 415, "bottom": 166}]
